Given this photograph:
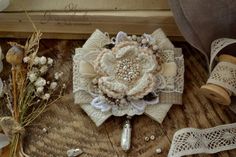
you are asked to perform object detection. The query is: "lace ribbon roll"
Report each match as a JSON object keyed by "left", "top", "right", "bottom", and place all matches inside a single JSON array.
[
  {"left": 201, "top": 55, "right": 236, "bottom": 105},
  {"left": 207, "top": 61, "right": 236, "bottom": 95},
  {"left": 200, "top": 38, "right": 236, "bottom": 106},
  {"left": 168, "top": 39, "right": 236, "bottom": 157},
  {"left": 168, "top": 123, "right": 236, "bottom": 157}
]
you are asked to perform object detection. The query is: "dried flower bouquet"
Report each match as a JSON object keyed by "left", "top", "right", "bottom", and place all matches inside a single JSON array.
[{"left": 0, "top": 30, "right": 65, "bottom": 157}]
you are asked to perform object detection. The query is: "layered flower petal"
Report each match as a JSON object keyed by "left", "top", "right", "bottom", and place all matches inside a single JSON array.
[
  {"left": 98, "top": 77, "right": 128, "bottom": 98},
  {"left": 83, "top": 50, "right": 100, "bottom": 65},
  {"left": 130, "top": 99, "right": 146, "bottom": 111},
  {"left": 79, "top": 60, "right": 96, "bottom": 78},
  {"left": 113, "top": 41, "right": 138, "bottom": 52},
  {"left": 91, "top": 97, "right": 111, "bottom": 112},
  {"left": 139, "top": 53, "right": 157, "bottom": 73},
  {"left": 115, "top": 45, "right": 138, "bottom": 59},
  {"left": 95, "top": 49, "right": 116, "bottom": 75},
  {"left": 127, "top": 73, "right": 156, "bottom": 99},
  {"left": 99, "top": 52, "right": 116, "bottom": 75},
  {"left": 115, "top": 31, "right": 128, "bottom": 44}
]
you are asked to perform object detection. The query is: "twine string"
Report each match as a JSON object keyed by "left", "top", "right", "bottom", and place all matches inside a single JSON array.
[{"left": 0, "top": 117, "right": 25, "bottom": 139}]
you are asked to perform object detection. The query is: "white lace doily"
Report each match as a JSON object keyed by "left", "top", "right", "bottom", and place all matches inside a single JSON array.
[{"left": 168, "top": 123, "right": 236, "bottom": 157}]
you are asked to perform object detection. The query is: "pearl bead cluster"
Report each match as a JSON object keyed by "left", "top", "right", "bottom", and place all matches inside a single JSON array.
[
  {"left": 128, "top": 34, "right": 160, "bottom": 53},
  {"left": 116, "top": 58, "right": 140, "bottom": 82}
]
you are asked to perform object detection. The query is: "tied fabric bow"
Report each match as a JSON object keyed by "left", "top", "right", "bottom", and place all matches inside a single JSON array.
[{"left": 73, "top": 28, "right": 184, "bottom": 127}]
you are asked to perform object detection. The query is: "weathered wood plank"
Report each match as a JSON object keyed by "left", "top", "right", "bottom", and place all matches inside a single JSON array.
[
  {"left": 0, "top": 11, "right": 181, "bottom": 39},
  {"left": 4, "top": 0, "right": 169, "bottom": 11},
  {"left": 0, "top": 0, "right": 179, "bottom": 39},
  {"left": 0, "top": 11, "right": 175, "bottom": 23}
]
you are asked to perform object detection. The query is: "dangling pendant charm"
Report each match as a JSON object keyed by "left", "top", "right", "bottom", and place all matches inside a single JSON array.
[{"left": 121, "top": 116, "right": 132, "bottom": 151}]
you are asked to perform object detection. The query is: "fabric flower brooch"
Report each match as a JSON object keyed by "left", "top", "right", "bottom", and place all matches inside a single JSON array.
[{"left": 73, "top": 29, "right": 184, "bottom": 150}]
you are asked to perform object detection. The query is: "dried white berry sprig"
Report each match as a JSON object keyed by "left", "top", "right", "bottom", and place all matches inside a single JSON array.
[{"left": 0, "top": 16, "right": 67, "bottom": 157}]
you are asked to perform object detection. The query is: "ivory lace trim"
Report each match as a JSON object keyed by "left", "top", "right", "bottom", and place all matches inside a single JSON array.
[
  {"left": 161, "top": 48, "right": 184, "bottom": 94},
  {"left": 207, "top": 62, "right": 236, "bottom": 95},
  {"left": 210, "top": 38, "right": 236, "bottom": 72},
  {"left": 168, "top": 123, "right": 236, "bottom": 157},
  {"left": 168, "top": 38, "right": 236, "bottom": 156}
]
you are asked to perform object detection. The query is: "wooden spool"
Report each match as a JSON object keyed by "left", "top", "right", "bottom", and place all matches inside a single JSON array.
[{"left": 200, "top": 54, "right": 236, "bottom": 106}]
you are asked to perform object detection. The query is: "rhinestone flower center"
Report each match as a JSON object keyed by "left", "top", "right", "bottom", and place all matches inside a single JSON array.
[{"left": 115, "top": 58, "right": 140, "bottom": 82}]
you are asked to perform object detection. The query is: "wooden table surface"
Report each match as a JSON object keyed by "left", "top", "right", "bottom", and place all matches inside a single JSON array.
[{"left": 1, "top": 39, "right": 236, "bottom": 157}]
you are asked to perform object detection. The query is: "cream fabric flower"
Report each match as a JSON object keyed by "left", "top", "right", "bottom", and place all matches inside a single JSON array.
[{"left": 94, "top": 41, "right": 157, "bottom": 100}]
